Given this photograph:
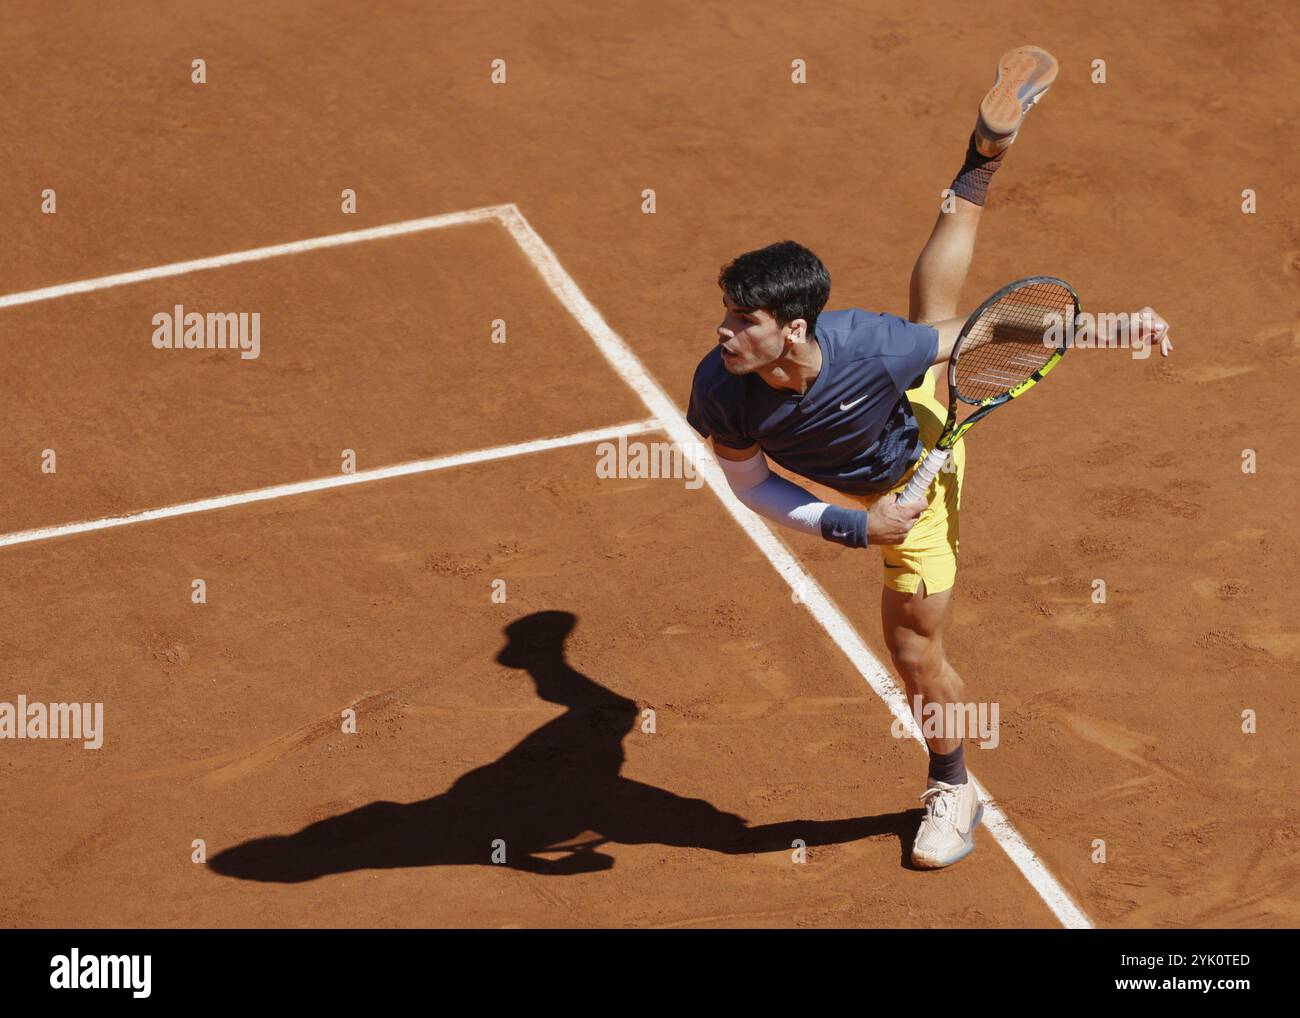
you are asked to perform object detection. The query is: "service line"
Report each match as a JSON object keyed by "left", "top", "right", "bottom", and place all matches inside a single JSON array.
[{"left": 0, "top": 420, "right": 662, "bottom": 549}]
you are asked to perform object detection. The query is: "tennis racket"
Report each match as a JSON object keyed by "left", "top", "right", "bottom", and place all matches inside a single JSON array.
[{"left": 896, "top": 275, "right": 1077, "bottom": 504}]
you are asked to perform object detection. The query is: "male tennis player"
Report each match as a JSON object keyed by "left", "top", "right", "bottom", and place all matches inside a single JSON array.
[{"left": 687, "top": 46, "right": 1169, "bottom": 868}]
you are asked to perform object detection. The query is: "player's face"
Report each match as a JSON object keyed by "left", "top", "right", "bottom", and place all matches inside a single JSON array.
[{"left": 716, "top": 296, "right": 792, "bottom": 375}]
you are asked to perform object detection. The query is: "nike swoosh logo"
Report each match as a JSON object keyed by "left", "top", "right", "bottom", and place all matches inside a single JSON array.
[
  {"left": 959, "top": 802, "right": 984, "bottom": 835},
  {"left": 839, "top": 395, "right": 868, "bottom": 411}
]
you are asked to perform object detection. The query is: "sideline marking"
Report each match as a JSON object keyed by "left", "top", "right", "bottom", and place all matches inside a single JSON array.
[
  {"left": 1, "top": 204, "right": 1093, "bottom": 928},
  {"left": 0, "top": 420, "right": 661, "bottom": 549}
]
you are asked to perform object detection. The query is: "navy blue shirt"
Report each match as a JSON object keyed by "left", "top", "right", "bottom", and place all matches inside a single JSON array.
[{"left": 686, "top": 309, "right": 939, "bottom": 495}]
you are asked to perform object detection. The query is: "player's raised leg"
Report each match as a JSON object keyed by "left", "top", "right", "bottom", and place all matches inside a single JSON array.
[
  {"left": 909, "top": 44, "right": 1058, "bottom": 325},
  {"left": 909, "top": 198, "right": 982, "bottom": 326}
]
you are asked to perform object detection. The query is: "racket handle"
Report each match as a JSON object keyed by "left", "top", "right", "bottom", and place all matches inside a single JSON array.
[{"left": 897, "top": 447, "right": 950, "bottom": 504}]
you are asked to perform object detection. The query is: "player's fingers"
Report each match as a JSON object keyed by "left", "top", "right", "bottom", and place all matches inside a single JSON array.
[{"left": 900, "top": 498, "right": 927, "bottom": 518}]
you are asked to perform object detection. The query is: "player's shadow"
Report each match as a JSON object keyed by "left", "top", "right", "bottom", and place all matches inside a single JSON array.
[{"left": 209, "top": 610, "right": 915, "bottom": 882}]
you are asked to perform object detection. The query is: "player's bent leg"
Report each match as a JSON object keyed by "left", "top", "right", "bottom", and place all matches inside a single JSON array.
[
  {"left": 874, "top": 425, "right": 978, "bottom": 868},
  {"left": 881, "top": 584, "right": 984, "bottom": 869}
]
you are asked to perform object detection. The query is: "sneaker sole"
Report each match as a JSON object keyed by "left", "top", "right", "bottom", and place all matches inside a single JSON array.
[
  {"left": 911, "top": 802, "right": 985, "bottom": 869},
  {"left": 978, "top": 46, "right": 1059, "bottom": 138}
]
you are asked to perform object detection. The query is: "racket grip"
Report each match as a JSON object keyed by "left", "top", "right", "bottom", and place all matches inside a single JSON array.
[{"left": 897, "top": 448, "right": 949, "bottom": 504}]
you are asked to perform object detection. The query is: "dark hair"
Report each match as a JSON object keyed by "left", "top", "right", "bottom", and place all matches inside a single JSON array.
[{"left": 718, "top": 241, "right": 831, "bottom": 336}]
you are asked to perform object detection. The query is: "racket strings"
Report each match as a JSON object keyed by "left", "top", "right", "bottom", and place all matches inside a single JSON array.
[{"left": 954, "top": 280, "right": 1074, "bottom": 402}]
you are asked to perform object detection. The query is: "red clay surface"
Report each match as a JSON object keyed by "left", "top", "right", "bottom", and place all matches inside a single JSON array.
[{"left": 2, "top": 1, "right": 1297, "bottom": 928}]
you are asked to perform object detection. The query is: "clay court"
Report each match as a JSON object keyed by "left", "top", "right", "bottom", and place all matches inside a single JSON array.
[{"left": 2, "top": 1, "right": 1297, "bottom": 929}]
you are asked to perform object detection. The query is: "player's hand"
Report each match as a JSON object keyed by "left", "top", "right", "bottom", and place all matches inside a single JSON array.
[
  {"left": 872, "top": 495, "right": 926, "bottom": 545},
  {"left": 1131, "top": 306, "right": 1173, "bottom": 358}
]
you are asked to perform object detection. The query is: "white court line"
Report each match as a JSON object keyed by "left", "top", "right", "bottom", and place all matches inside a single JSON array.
[
  {"left": 0, "top": 420, "right": 661, "bottom": 549},
  {"left": 1, "top": 203, "right": 1093, "bottom": 928},
  {"left": 0, "top": 204, "right": 509, "bottom": 309},
  {"left": 497, "top": 204, "right": 1095, "bottom": 930}
]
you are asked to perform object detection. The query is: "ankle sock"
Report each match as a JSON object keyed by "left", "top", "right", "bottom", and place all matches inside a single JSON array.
[
  {"left": 927, "top": 743, "right": 967, "bottom": 785},
  {"left": 949, "top": 131, "right": 1006, "bottom": 207}
]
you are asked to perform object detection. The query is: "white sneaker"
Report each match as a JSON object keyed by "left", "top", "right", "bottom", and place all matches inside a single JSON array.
[
  {"left": 911, "top": 779, "right": 984, "bottom": 869},
  {"left": 973, "top": 45, "right": 1059, "bottom": 156}
]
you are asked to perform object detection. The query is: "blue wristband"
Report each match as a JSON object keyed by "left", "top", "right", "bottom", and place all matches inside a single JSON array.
[{"left": 819, "top": 505, "right": 869, "bottom": 549}]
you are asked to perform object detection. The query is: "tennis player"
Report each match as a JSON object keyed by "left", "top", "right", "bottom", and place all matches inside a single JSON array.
[{"left": 686, "top": 47, "right": 1169, "bottom": 868}]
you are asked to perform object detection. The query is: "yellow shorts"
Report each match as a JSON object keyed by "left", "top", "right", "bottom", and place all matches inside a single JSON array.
[{"left": 843, "top": 369, "right": 964, "bottom": 597}]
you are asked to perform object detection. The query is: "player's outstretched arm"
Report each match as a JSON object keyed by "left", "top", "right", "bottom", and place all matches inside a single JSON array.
[
  {"left": 923, "top": 305, "right": 1171, "bottom": 369},
  {"left": 710, "top": 441, "right": 924, "bottom": 546}
]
